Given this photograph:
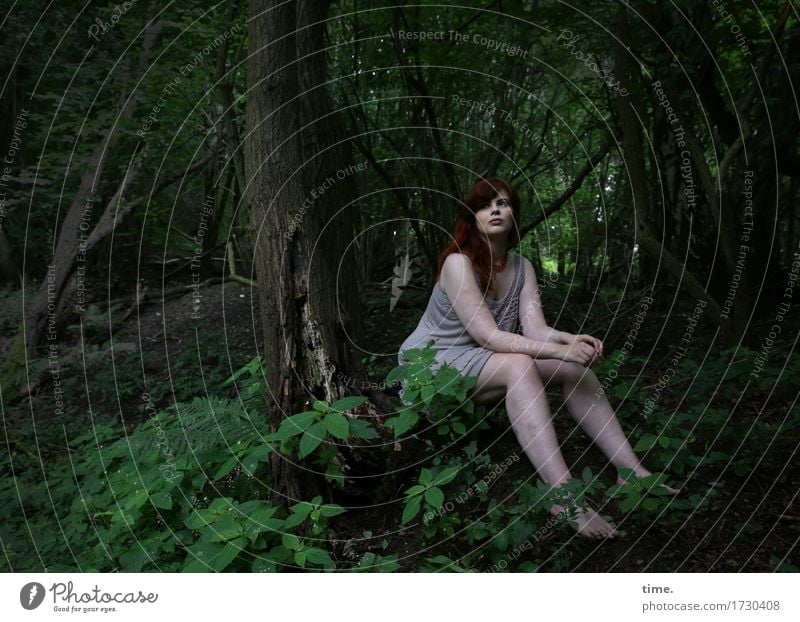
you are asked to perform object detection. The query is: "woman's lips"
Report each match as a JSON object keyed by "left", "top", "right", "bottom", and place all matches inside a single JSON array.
[{"left": 489, "top": 219, "right": 503, "bottom": 225}]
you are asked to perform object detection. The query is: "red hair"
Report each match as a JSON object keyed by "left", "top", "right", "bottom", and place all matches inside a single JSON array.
[{"left": 436, "top": 177, "right": 521, "bottom": 297}]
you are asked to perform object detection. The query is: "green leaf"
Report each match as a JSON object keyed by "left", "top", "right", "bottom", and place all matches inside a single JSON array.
[
  {"left": 244, "top": 514, "right": 284, "bottom": 540},
  {"left": 294, "top": 550, "right": 307, "bottom": 567},
  {"left": 239, "top": 454, "right": 258, "bottom": 477},
  {"left": 299, "top": 422, "right": 327, "bottom": 458},
  {"left": 424, "top": 487, "right": 444, "bottom": 508},
  {"left": 437, "top": 384, "right": 454, "bottom": 397},
  {"left": 330, "top": 396, "right": 367, "bottom": 412},
  {"left": 319, "top": 504, "right": 346, "bottom": 517},
  {"left": 312, "top": 400, "right": 329, "bottom": 412},
  {"left": 275, "top": 411, "right": 319, "bottom": 439},
  {"left": 212, "top": 456, "right": 239, "bottom": 480},
  {"left": 641, "top": 498, "right": 661, "bottom": 511},
  {"left": 185, "top": 509, "right": 212, "bottom": 530},
  {"left": 658, "top": 436, "right": 670, "bottom": 449},
  {"left": 241, "top": 444, "right": 272, "bottom": 476},
  {"left": 349, "top": 419, "right": 379, "bottom": 439},
  {"left": 150, "top": 492, "right": 172, "bottom": 510},
  {"left": 434, "top": 466, "right": 459, "bottom": 486},
  {"left": 305, "top": 547, "right": 333, "bottom": 566},
  {"left": 182, "top": 542, "right": 224, "bottom": 573},
  {"left": 386, "top": 365, "right": 410, "bottom": 383},
  {"left": 462, "top": 376, "right": 477, "bottom": 389},
  {"left": 421, "top": 384, "right": 435, "bottom": 403},
  {"left": 634, "top": 434, "right": 657, "bottom": 452},
  {"left": 404, "top": 386, "right": 420, "bottom": 401},
  {"left": 290, "top": 500, "right": 315, "bottom": 518},
  {"left": 419, "top": 468, "right": 433, "bottom": 485},
  {"left": 248, "top": 444, "right": 273, "bottom": 461},
  {"left": 283, "top": 512, "right": 307, "bottom": 529},
  {"left": 123, "top": 489, "right": 149, "bottom": 511},
  {"left": 224, "top": 355, "right": 263, "bottom": 386},
  {"left": 386, "top": 411, "right": 418, "bottom": 436},
  {"left": 324, "top": 412, "right": 350, "bottom": 440},
  {"left": 119, "top": 548, "right": 149, "bottom": 572},
  {"left": 209, "top": 515, "right": 243, "bottom": 541},
  {"left": 405, "top": 484, "right": 426, "bottom": 497},
  {"left": 209, "top": 497, "right": 234, "bottom": 513},
  {"left": 650, "top": 485, "right": 672, "bottom": 496},
  {"left": 619, "top": 492, "right": 641, "bottom": 512},
  {"left": 183, "top": 538, "right": 244, "bottom": 573},
  {"left": 282, "top": 533, "right": 302, "bottom": 551},
  {"left": 401, "top": 496, "right": 421, "bottom": 525}
]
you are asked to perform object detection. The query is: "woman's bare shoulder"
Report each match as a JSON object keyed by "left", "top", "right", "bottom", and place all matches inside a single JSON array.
[
  {"left": 442, "top": 252, "right": 471, "bottom": 267},
  {"left": 439, "top": 253, "right": 473, "bottom": 297}
]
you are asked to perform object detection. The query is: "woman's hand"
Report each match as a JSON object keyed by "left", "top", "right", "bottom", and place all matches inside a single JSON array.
[
  {"left": 559, "top": 334, "right": 603, "bottom": 366},
  {"left": 556, "top": 340, "right": 597, "bottom": 366},
  {"left": 575, "top": 334, "right": 603, "bottom": 361}
]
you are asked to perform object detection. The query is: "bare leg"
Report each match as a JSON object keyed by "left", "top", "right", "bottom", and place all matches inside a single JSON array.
[
  {"left": 470, "top": 353, "right": 617, "bottom": 539},
  {"left": 532, "top": 360, "right": 679, "bottom": 494}
]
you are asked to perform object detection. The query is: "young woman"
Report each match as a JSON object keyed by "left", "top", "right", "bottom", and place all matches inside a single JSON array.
[{"left": 397, "top": 178, "right": 675, "bottom": 540}]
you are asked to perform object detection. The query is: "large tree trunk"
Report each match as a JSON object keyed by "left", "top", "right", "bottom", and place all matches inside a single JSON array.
[{"left": 245, "top": 0, "right": 365, "bottom": 504}]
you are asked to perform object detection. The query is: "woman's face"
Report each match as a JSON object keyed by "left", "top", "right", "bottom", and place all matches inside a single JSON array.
[{"left": 474, "top": 192, "right": 513, "bottom": 241}]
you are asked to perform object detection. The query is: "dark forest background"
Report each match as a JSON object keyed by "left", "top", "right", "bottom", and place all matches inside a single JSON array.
[{"left": 0, "top": 0, "right": 798, "bottom": 572}]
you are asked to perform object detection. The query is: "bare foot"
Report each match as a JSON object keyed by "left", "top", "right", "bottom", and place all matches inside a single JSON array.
[
  {"left": 616, "top": 467, "right": 681, "bottom": 495},
  {"left": 549, "top": 504, "right": 618, "bottom": 540}
]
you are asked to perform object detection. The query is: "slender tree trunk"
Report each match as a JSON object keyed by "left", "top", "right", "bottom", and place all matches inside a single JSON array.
[
  {"left": 0, "top": 228, "right": 15, "bottom": 283},
  {"left": 19, "top": 17, "right": 163, "bottom": 356},
  {"left": 614, "top": 8, "right": 726, "bottom": 333}
]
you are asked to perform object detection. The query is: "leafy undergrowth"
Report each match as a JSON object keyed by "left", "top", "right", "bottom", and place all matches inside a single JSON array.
[{"left": 2, "top": 330, "right": 798, "bottom": 571}]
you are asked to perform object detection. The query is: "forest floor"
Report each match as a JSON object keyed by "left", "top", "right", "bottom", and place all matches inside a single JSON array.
[
  {"left": 2, "top": 275, "right": 798, "bottom": 572},
  {"left": 361, "top": 281, "right": 800, "bottom": 572}
]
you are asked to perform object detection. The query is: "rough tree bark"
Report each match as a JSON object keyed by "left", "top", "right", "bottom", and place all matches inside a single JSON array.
[{"left": 245, "top": 0, "right": 366, "bottom": 505}]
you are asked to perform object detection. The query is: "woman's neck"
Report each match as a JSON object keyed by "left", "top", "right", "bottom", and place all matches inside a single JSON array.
[{"left": 486, "top": 238, "right": 508, "bottom": 263}]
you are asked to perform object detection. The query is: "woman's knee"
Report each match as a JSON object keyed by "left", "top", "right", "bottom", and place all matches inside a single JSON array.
[
  {"left": 561, "top": 361, "right": 598, "bottom": 388},
  {"left": 496, "top": 353, "right": 542, "bottom": 386}
]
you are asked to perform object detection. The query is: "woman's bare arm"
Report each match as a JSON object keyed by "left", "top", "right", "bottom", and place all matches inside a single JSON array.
[
  {"left": 517, "top": 258, "right": 572, "bottom": 343},
  {"left": 439, "top": 253, "right": 568, "bottom": 360},
  {"left": 517, "top": 257, "right": 603, "bottom": 363}
]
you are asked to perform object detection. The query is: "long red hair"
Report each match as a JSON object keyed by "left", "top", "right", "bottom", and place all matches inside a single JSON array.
[{"left": 436, "top": 177, "right": 521, "bottom": 297}]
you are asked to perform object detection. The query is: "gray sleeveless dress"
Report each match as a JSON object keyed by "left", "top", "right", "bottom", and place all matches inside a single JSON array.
[{"left": 396, "top": 252, "right": 525, "bottom": 404}]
